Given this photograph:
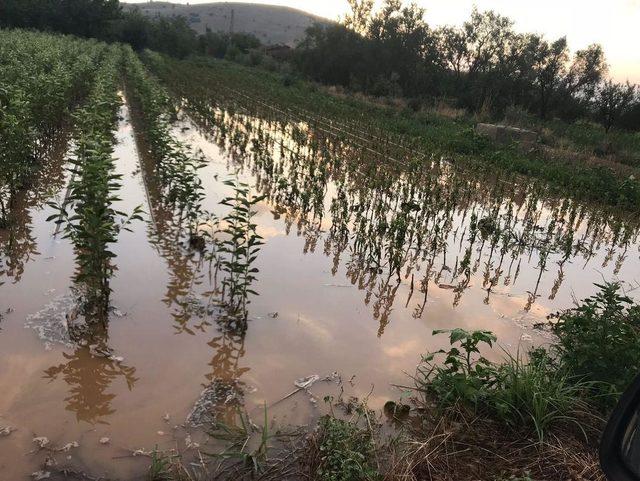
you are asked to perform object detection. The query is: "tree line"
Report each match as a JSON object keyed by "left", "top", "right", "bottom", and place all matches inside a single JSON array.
[
  {"left": 1, "top": 0, "right": 638, "bottom": 131},
  {"left": 0, "top": 0, "right": 259, "bottom": 61},
  {"left": 295, "top": 0, "right": 640, "bottom": 131}
]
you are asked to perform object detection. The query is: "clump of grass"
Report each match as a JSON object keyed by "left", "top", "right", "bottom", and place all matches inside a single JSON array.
[
  {"left": 300, "top": 397, "right": 380, "bottom": 481},
  {"left": 148, "top": 447, "right": 173, "bottom": 481},
  {"left": 492, "top": 349, "right": 598, "bottom": 440},
  {"left": 205, "top": 404, "right": 277, "bottom": 478}
]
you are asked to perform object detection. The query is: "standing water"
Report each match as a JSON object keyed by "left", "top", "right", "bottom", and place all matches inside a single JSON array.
[{"left": 1, "top": 92, "right": 639, "bottom": 479}]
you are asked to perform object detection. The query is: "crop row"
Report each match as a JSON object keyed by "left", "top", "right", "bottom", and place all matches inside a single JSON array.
[
  {"left": 0, "top": 29, "right": 113, "bottom": 226},
  {"left": 145, "top": 53, "right": 640, "bottom": 212},
  {"left": 142, "top": 52, "right": 424, "bottom": 171},
  {"left": 123, "top": 46, "right": 205, "bottom": 234},
  {"left": 48, "top": 45, "right": 143, "bottom": 321}
]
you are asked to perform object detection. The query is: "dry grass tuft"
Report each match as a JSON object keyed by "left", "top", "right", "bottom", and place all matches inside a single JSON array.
[{"left": 382, "top": 404, "right": 604, "bottom": 481}]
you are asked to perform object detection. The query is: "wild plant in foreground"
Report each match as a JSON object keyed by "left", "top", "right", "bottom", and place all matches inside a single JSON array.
[
  {"left": 205, "top": 404, "right": 274, "bottom": 477},
  {"left": 312, "top": 413, "right": 379, "bottom": 481},
  {"left": 415, "top": 328, "right": 599, "bottom": 441},
  {"left": 415, "top": 328, "right": 498, "bottom": 409},
  {"left": 550, "top": 282, "right": 640, "bottom": 395}
]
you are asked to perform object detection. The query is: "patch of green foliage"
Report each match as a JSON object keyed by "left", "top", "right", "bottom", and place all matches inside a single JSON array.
[
  {"left": 147, "top": 54, "right": 640, "bottom": 212},
  {"left": 148, "top": 447, "right": 174, "bottom": 481},
  {"left": 205, "top": 404, "right": 274, "bottom": 477},
  {"left": 417, "top": 329, "right": 498, "bottom": 408},
  {"left": 416, "top": 328, "right": 596, "bottom": 441},
  {"left": 544, "top": 119, "right": 640, "bottom": 166},
  {"left": 315, "top": 415, "right": 379, "bottom": 481},
  {"left": 550, "top": 282, "right": 640, "bottom": 395},
  {"left": 416, "top": 283, "right": 640, "bottom": 441},
  {"left": 0, "top": 29, "right": 109, "bottom": 226}
]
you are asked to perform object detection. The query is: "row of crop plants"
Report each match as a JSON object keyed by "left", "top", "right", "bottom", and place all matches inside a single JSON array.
[
  {"left": 48, "top": 44, "right": 143, "bottom": 325},
  {"left": 0, "top": 31, "right": 203, "bottom": 321},
  {"left": 0, "top": 29, "right": 111, "bottom": 226},
  {"left": 124, "top": 47, "right": 265, "bottom": 326},
  {"left": 0, "top": 32, "right": 263, "bottom": 325},
  {"left": 122, "top": 46, "right": 206, "bottom": 234},
  {"left": 143, "top": 52, "right": 640, "bottom": 212}
]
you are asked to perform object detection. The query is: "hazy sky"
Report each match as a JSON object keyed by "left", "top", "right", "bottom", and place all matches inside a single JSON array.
[{"left": 126, "top": 0, "right": 640, "bottom": 83}]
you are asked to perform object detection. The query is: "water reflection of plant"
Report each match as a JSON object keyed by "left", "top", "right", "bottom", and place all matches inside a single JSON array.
[
  {"left": 0, "top": 132, "right": 70, "bottom": 287},
  {"left": 166, "top": 72, "right": 640, "bottom": 329},
  {"left": 44, "top": 345, "right": 137, "bottom": 424}
]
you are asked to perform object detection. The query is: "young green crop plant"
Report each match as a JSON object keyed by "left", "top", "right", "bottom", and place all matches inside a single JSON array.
[{"left": 217, "top": 178, "right": 265, "bottom": 321}]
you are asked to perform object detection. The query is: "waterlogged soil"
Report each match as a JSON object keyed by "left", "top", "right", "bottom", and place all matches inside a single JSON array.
[{"left": 1, "top": 96, "right": 640, "bottom": 480}]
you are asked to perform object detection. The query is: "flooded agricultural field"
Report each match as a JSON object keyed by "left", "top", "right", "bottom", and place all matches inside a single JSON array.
[{"left": 2, "top": 79, "right": 640, "bottom": 479}]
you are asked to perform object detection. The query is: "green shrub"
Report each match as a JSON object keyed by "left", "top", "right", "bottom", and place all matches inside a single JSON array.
[{"left": 551, "top": 282, "right": 640, "bottom": 394}]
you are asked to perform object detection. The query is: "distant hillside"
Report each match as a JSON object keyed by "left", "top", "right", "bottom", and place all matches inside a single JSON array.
[{"left": 122, "top": 1, "right": 332, "bottom": 46}]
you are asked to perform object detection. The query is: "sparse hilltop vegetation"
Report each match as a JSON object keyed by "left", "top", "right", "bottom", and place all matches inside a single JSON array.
[
  {"left": 1, "top": 1, "right": 639, "bottom": 480},
  {"left": 123, "top": 1, "right": 332, "bottom": 45}
]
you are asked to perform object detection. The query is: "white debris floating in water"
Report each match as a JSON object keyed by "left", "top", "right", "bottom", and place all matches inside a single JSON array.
[
  {"left": 24, "top": 294, "right": 81, "bottom": 348},
  {"left": 294, "top": 374, "right": 320, "bottom": 390},
  {"left": 0, "top": 426, "right": 14, "bottom": 436},
  {"left": 58, "top": 441, "right": 79, "bottom": 452},
  {"left": 32, "top": 437, "right": 50, "bottom": 449}
]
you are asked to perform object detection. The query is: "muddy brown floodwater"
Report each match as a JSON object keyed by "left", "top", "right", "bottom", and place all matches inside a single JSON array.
[{"left": 1, "top": 95, "right": 639, "bottom": 480}]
